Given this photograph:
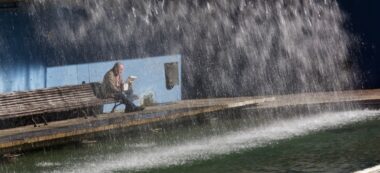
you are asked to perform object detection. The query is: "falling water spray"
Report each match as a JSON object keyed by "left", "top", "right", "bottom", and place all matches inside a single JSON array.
[{"left": 25, "top": 0, "right": 357, "bottom": 98}]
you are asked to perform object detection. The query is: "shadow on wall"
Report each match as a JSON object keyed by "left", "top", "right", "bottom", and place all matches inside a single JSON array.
[{"left": 0, "top": 11, "right": 45, "bottom": 93}]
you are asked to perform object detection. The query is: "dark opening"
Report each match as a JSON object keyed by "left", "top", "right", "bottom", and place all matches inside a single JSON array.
[{"left": 164, "top": 62, "right": 179, "bottom": 90}]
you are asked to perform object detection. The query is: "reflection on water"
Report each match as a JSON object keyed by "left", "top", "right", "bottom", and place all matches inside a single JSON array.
[{"left": 0, "top": 109, "right": 379, "bottom": 173}]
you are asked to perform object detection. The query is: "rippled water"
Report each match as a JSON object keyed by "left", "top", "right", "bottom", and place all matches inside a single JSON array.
[{"left": 1, "top": 109, "right": 379, "bottom": 173}]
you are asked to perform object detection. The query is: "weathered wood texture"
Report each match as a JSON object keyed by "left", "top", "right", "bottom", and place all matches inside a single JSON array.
[
  {"left": 0, "top": 89, "right": 379, "bottom": 153},
  {"left": 0, "top": 83, "right": 113, "bottom": 120}
]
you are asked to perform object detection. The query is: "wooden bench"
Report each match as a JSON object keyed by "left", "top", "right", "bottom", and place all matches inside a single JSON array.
[{"left": 0, "top": 83, "right": 119, "bottom": 128}]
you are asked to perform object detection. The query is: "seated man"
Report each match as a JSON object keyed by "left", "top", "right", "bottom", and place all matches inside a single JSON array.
[{"left": 102, "top": 62, "right": 143, "bottom": 112}]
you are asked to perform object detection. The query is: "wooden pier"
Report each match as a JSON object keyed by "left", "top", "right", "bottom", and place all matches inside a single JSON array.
[{"left": 0, "top": 89, "right": 380, "bottom": 154}]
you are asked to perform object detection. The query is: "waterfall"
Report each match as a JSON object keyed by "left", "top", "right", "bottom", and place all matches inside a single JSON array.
[{"left": 26, "top": 0, "right": 357, "bottom": 98}]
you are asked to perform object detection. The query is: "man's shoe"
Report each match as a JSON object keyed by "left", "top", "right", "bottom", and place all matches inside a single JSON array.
[
  {"left": 134, "top": 106, "right": 144, "bottom": 111},
  {"left": 124, "top": 106, "right": 144, "bottom": 113},
  {"left": 124, "top": 108, "right": 132, "bottom": 113}
]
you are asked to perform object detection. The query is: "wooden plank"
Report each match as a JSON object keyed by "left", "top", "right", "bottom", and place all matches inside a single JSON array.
[
  {"left": 0, "top": 84, "right": 93, "bottom": 101},
  {"left": 0, "top": 93, "right": 96, "bottom": 109},
  {"left": 0, "top": 83, "right": 109, "bottom": 119},
  {"left": 0, "top": 88, "right": 94, "bottom": 102},
  {"left": 0, "top": 89, "right": 379, "bottom": 153},
  {"left": 0, "top": 95, "right": 97, "bottom": 113},
  {"left": 0, "top": 97, "right": 264, "bottom": 138},
  {"left": 0, "top": 92, "right": 95, "bottom": 107},
  {"left": 0, "top": 83, "right": 90, "bottom": 95},
  {"left": 0, "top": 97, "right": 267, "bottom": 150},
  {"left": 0, "top": 99, "right": 106, "bottom": 120}
]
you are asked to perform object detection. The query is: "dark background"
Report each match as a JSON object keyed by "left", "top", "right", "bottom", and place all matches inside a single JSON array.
[{"left": 338, "top": 0, "right": 380, "bottom": 89}]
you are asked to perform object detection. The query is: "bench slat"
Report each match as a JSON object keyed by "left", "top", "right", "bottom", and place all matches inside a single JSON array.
[
  {"left": 0, "top": 83, "right": 116, "bottom": 120},
  {"left": 0, "top": 95, "right": 100, "bottom": 112},
  {"left": 0, "top": 85, "right": 94, "bottom": 101},
  {"left": 0, "top": 100, "right": 105, "bottom": 120},
  {"left": 0, "top": 84, "right": 91, "bottom": 97},
  {"left": 0, "top": 92, "right": 95, "bottom": 107}
]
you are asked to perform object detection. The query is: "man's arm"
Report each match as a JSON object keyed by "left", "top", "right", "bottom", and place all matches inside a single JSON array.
[{"left": 120, "top": 78, "right": 125, "bottom": 91}]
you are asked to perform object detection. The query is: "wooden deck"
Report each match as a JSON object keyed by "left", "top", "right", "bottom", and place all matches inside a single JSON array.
[{"left": 0, "top": 89, "right": 380, "bottom": 154}]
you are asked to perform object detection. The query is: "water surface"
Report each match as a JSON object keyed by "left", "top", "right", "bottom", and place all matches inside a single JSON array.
[{"left": 1, "top": 109, "right": 379, "bottom": 173}]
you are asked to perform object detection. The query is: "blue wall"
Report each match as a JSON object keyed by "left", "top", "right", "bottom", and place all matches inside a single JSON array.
[
  {"left": 0, "top": 10, "right": 181, "bottom": 112},
  {"left": 0, "top": 62, "right": 45, "bottom": 93},
  {"left": 46, "top": 55, "right": 182, "bottom": 106}
]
